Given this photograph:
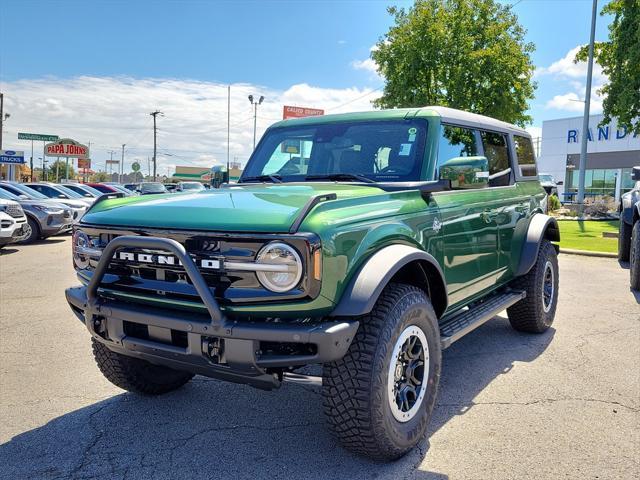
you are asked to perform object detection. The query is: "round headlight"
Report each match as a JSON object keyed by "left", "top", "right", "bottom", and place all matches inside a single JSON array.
[
  {"left": 72, "top": 230, "right": 90, "bottom": 269},
  {"left": 255, "top": 242, "right": 303, "bottom": 293}
]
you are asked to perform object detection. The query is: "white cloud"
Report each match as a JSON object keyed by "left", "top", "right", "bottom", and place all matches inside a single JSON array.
[
  {"left": 537, "top": 46, "right": 607, "bottom": 115},
  {"left": 0, "top": 76, "right": 382, "bottom": 176},
  {"left": 351, "top": 45, "right": 381, "bottom": 79},
  {"left": 525, "top": 126, "right": 542, "bottom": 140}
]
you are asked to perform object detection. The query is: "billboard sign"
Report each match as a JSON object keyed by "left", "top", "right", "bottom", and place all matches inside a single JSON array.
[
  {"left": 77, "top": 158, "right": 91, "bottom": 169},
  {"left": 44, "top": 138, "right": 89, "bottom": 159},
  {"left": 0, "top": 150, "right": 25, "bottom": 164},
  {"left": 283, "top": 105, "right": 324, "bottom": 120}
]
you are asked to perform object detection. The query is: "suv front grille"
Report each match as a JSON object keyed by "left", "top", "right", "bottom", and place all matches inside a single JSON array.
[{"left": 6, "top": 204, "right": 24, "bottom": 218}]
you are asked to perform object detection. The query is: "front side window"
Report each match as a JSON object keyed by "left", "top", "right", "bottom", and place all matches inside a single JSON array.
[
  {"left": 242, "top": 120, "right": 427, "bottom": 182},
  {"left": 480, "top": 131, "right": 512, "bottom": 186},
  {"left": 514, "top": 135, "right": 537, "bottom": 177}
]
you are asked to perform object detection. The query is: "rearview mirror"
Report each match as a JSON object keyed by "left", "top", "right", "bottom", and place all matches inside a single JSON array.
[
  {"left": 439, "top": 156, "right": 489, "bottom": 189},
  {"left": 632, "top": 166, "right": 640, "bottom": 181}
]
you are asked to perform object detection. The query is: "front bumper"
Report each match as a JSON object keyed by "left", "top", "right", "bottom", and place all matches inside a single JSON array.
[{"left": 65, "top": 235, "right": 358, "bottom": 390}]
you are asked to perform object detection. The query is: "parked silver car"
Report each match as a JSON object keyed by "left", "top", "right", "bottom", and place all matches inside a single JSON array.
[
  {"left": 0, "top": 186, "right": 73, "bottom": 243},
  {"left": 22, "top": 182, "right": 91, "bottom": 220}
]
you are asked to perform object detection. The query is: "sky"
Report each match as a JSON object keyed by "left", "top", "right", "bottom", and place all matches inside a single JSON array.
[{"left": 0, "top": 0, "right": 613, "bottom": 175}]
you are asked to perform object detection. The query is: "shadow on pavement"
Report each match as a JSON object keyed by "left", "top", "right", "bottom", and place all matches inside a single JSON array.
[
  {"left": 0, "top": 316, "right": 554, "bottom": 480},
  {"left": 0, "top": 247, "right": 19, "bottom": 255}
]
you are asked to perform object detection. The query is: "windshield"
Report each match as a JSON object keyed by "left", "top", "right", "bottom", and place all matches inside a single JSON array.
[
  {"left": 539, "top": 175, "right": 554, "bottom": 183},
  {"left": 242, "top": 119, "right": 427, "bottom": 183},
  {"left": 55, "top": 185, "right": 84, "bottom": 198},
  {"left": 0, "top": 188, "right": 19, "bottom": 201},
  {"left": 6, "top": 183, "right": 48, "bottom": 200},
  {"left": 76, "top": 184, "right": 102, "bottom": 196},
  {"left": 181, "top": 182, "right": 204, "bottom": 190},
  {"left": 141, "top": 182, "right": 167, "bottom": 192}
]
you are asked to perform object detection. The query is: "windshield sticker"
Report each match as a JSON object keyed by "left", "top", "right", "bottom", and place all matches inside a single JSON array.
[
  {"left": 399, "top": 143, "right": 412, "bottom": 156},
  {"left": 408, "top": 133, "right": 416, "bottom": 142}
]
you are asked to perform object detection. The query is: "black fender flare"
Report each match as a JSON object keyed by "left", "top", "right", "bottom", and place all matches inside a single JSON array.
[
  {"left": 330, "top": 244, "right": 448, "bottom": 318},
  {"left": 620, "top": 205, "right": 634, "bottom": 226},
  {"left": 514, "top": 213, "right": 560, "bottom": 277}
]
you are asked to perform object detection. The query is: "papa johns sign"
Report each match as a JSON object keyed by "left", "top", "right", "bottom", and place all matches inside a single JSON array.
[{"left": 45, "top": 138, "right": 89, "bottom": 159}]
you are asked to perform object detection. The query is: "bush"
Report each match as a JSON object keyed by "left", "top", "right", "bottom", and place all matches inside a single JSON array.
[{"left": 548, "top": 194, "right": 561, "bottom": 212}]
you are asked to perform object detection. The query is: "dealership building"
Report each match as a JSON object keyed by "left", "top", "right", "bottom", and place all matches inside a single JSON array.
[{"left": 538, "top": 114, "right": 640, "bottom": 202}]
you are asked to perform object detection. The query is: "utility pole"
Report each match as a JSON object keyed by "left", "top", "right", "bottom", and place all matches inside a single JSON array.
[
  {"left": 248, "top": 94, "right": 264, "bottom": 150},
  {"left": 30, "top": 140, "right": 34, "bottom": 182},
  {"left": 577, "top": 0, "right": 598, "bottom": 207},
  {"left": 108, "top": 150, "right": 116, "bottom": 178},
  {"left": 150, "top": 110, "right": 163, "bottom": 181},
  {"left": 121, "top": 144, "right": 126, "bottom": 183}
]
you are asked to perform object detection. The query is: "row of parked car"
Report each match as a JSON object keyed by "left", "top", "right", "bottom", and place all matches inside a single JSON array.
[{"left": 0, "top": 180, "right": 205, "bottom": 248}]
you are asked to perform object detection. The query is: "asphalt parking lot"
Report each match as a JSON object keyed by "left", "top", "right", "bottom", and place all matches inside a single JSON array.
[{"left": 1, "top": 237, "right": 639, "bottom": 480}]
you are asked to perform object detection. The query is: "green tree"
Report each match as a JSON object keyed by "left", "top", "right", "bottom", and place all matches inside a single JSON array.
[
  {"left": 371, "top": 0, "right": 536, "bottom": 126},
  {"left": 576, "top": 0, "right": 640, "bottom": 134},
  {"left": 48, "top": 159, "right": 76, "bottom": 181},
  {"left": 91, "top": 171, "right": 108, "bottom": 182}
]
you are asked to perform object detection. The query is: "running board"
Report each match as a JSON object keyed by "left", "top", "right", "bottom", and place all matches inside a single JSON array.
[{"left": 439, "top": 290, "right": 526, "bottom": 349}]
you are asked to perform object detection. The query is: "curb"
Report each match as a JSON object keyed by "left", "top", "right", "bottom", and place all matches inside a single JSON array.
[{"left": 559, "top": 248, "right": 618, "bottom": 258}]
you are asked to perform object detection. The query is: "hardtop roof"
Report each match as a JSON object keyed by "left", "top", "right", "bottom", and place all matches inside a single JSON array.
[{"left": 269, "top": 105, "right": 530, "bottom": 137}]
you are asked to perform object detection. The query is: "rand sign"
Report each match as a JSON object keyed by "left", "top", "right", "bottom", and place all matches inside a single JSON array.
[{"left": 44, "top": 138, "right": 89, "bottom": 159}]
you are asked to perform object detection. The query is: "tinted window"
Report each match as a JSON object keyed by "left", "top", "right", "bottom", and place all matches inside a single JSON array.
[
  {"left": 514, "top": 135, "right": 537, "bottom": 177},
  {"left": 480, "top": 131, "right": 512, "bottom": 186},
  {"left": 436, "top": 125, "right": 479, "bottom": 178}
]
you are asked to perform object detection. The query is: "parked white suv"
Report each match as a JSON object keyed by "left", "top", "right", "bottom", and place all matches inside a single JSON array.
[{"left": 0, "top": 199, "right": 29, "bottom": 248}]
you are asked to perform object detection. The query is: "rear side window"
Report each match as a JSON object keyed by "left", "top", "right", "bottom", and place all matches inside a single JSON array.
[
  {"left": 480, "top": 131, "right": 512, "bottom": 186},
  {"left": 436, "top": 125, "right": 479, "bottom": 177},
  {"left": 514, "top": 135, "right": 537, "bottom": 177}
]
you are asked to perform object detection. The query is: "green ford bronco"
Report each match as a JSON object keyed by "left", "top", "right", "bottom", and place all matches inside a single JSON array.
[{"left": 66, "top": 106, "right": 560, "bottom": 459}]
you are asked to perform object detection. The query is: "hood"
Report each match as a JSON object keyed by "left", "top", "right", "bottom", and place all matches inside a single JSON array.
[
  {"left": 57, "top": 198, "right": 92, "bottom": 209},
  {"left": 80, "top": 183, "right": 388, "bottom": 232},
  {"left": 18, "top": 199, "right": 69, "bottom": 209}
]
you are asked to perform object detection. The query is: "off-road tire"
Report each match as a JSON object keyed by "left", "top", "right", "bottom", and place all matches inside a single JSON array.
[
  {"left": 507, "top": 240, "right": 559, "bottom": 333},
  {"left": 630, "top": 221, "right": 640, "bottom": 291},
  {"left": 618, "top": 219, "right": 632, "bottom": 262},
  {"left": 322, "top": 283, "right": 441, "bottom": 460},
  {"left": 18, "top": 217, "right": 39, "bottom": 244},
  {"left": 92, "top": 339, "right": 194, "bottom": 395}
]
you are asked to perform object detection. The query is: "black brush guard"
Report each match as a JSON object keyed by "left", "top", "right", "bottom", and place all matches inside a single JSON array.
[{"left": 65, "top": 236, "right": 358, "bottom": 390}]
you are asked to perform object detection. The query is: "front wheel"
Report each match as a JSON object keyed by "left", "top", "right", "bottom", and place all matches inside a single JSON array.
[
  {"left": 17, "top": 217, "right": 39, "bottom": 244},
  {"left": 619, "top": 219, "right": 632, "bottom": 262},
  {"left": 507, "top": 240, "right": 559, "bottom": 333},
  {"left": 92, "top": 339, "right": 194, "bottom": 395},
  {"left": 322, "top": 283, "right": 441, "bottom": 460},
  {"left": 630, "top": 221, "right": 640, "bottom": 291}
]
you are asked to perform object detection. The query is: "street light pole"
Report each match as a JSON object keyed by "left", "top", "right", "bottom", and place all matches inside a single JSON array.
[
  {"left": 248, "top": 94, "right": 264, "bottom": 150},
  {"left": 150, "top": 110, "right": 163, "bottom": 181},
  {"left": 577, "top": 0, "right": 598, "bottom": 207}
]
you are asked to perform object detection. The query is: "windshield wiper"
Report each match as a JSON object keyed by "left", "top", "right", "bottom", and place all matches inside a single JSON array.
[
  {"left": 305, "top": 173, "right": 375, "bottom": 183},
  {"left": 241, "top": 174, "right": 282, "bottom": 183}
]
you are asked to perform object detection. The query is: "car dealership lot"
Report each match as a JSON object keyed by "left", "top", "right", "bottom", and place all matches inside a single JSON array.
[{"left": 1, "top": 238, "right": 638, "bottom": 480}]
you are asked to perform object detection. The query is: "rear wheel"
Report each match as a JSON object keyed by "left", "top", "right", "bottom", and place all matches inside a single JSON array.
[
  {"left": 630, "top": 221, "right": 640, "bottom": 291},
  {"left": 322, "top": 283, "right": 441, "bottom": 460},
  {"left": 92, "top": 339, "right": 194, "bottom": 395},
  {"left": 619, "top": 219, "right": 632, "bottom": 262},
  {"left": 18, "top": 217, "right": 39, "bottom": 244},
  {"left": 507, "top": 240, "right": 559, "bottom": 333}
]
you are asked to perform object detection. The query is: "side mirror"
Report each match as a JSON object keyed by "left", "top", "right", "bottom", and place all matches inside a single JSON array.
[
  {"left": 85, "top": 193, "right": 92, "bottom": 197},
  {"left": 556, "top": 181, "right": 564, "bottom": 186},
  {"left": 439, "top": 156, "right": 489, "bottom": 189},
  {"left": 632, "top": 166, "right": 640, "bottom": 181},
  {"left": 19, "top": 194, "right": 29, "bottom": 199},
  {"left": 58, "top": 194, "right": 67, "bottom": 198}
]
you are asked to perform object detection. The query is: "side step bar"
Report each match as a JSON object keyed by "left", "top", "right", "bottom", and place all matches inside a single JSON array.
[{"left": 439, "top": 290, "right": 526, "bottom": 349}]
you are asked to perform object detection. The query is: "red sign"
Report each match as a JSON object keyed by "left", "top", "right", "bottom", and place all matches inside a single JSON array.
[
  {"left": 283, "top": 106, "right": 325, "bottom": 120},
  {"left": 44, "top": 138, "right": 89, "bottom": 159},
  {"left": 78, "top": 158, "right": 91, "bottom": 169}
]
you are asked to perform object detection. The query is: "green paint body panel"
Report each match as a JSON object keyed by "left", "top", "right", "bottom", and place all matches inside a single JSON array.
[{"left": 77, "top": 108, "right": 548, "bottom": 318}]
